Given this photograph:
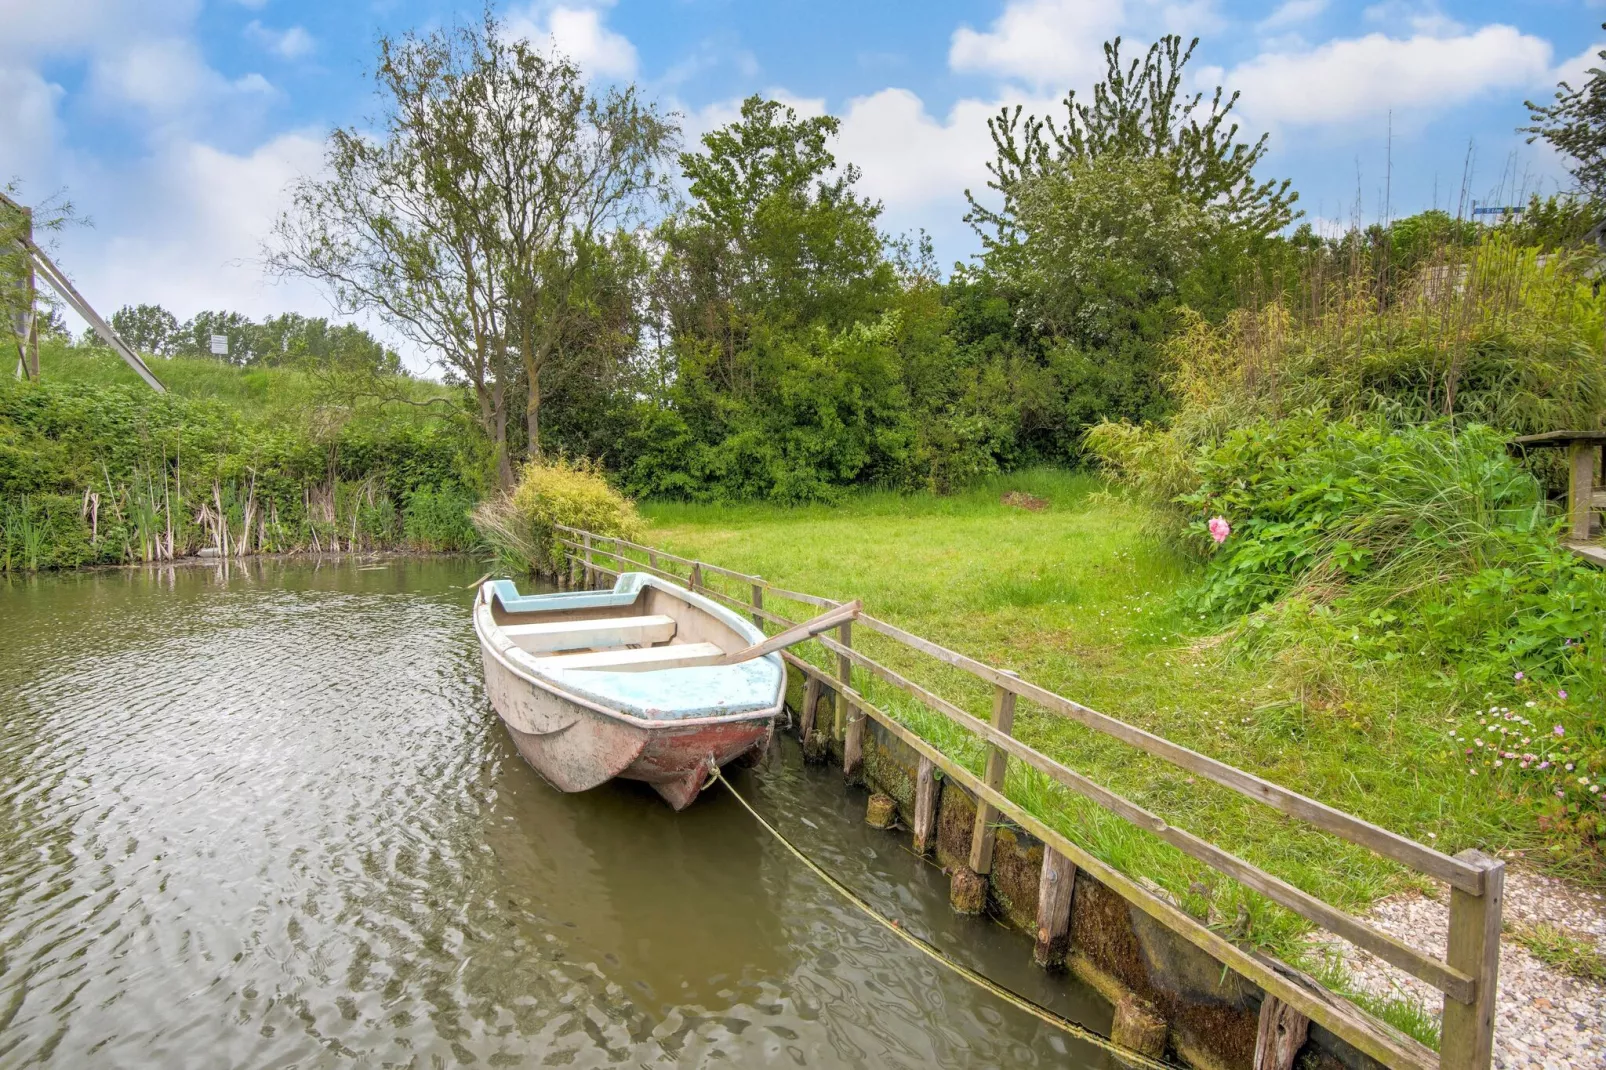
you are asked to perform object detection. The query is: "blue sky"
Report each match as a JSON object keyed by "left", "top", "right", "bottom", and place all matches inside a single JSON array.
[{"left": 1, "top": 0, "right": 1599, "bottom": 366}]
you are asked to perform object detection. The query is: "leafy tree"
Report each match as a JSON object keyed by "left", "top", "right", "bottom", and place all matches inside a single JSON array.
[
  {"left": 110, "top": 303, "right": 179, "bottom": 355},
  {"left": 271, "top": 11, "right": 673, "bottom": 483},
  {"left": 173, "top": 310, "right": 257, "bottom": 363},
  {"left": 1525, "top": 30, "right": 1606, "bottom": 198},
  {"left": 967, "top": 35, "right": 1298, "bottom": 254}
]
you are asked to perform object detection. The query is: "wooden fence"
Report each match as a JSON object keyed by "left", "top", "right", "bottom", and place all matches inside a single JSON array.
[{"left": 554, "top": 524, "right": 1503, "bottom": 1070}]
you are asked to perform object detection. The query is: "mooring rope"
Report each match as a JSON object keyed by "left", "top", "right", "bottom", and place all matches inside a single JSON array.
[{"left": 705, "top": 767, "right": 1178, "bottom": 1069}]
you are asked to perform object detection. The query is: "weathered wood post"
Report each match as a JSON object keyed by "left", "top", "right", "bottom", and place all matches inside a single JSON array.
[
  {"left": 799, "top": 675, "right": 827, "bottom": 762},
  {"left": 1569, "top": 441, "right": 1596, "bottom": 540},
  {"left": 750, "top": 580, "right": 764, "bottom": 627},
  {"left": 648, "top": 548, "right": 658, "bottom": 573},
  {"left": 1033, "top": 849, "right": 1077, "bottom": 968},
  {"left": 690, "top": 561, "right": 703, "bottom": 591},
  {"left": 836, "top": 616, "right": 856, "bottom": 763},
  {"left": 1253, "top": 997, "right": 1310, "bottom": 1070},
  {"left": 581, "top": 531, "right": 594, "bottom": 588},
  {"left": 1440, "top": 850, "right": 1504, "bottom": 1070},
  {"left": 968, "top": 671, "right": 1019, "bottom": 875},
  {"left": 912, "top": 756, "right": 939, "bottom": 855}
]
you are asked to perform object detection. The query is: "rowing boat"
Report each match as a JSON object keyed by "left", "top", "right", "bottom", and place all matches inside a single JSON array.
[{"left": 473, "top": 572, "right": 786, "bottom": 809}]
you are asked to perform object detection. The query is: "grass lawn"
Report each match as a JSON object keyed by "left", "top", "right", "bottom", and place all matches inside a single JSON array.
[{"left": 639, "top": 469, "right": 1534, "bottom": 1041}]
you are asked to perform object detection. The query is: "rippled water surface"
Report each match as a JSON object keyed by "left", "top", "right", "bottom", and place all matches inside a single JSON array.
[{"left": 1, "top": 559, "right": 1110, "bottom": 1068}]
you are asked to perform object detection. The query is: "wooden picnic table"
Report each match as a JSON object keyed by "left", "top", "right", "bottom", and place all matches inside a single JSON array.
[{"left": 1511, "top": 430, "right": 1606, "bottom": 563}]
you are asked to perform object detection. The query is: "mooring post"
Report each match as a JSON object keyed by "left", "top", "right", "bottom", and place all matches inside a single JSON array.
[
  {"left": 968, "top": 671, "right": 1019, "bottom": 875},
  {"left": 690, "top": 561, "right": 703, "bottom": 591},
  {"left": 648, "top": 548, "right": 658, "bottom": 573},
  {"left": 1033, "top": 849, "right": 1077, "bottom": 968},
  {"left": 582, "top": 531, "right": 594, "bottom": 588},
  {"left": 1440, "top": 850, "right": 1504, "bottom": 1070},
  {"left": 750, "top": 580, "right": 764, "bottom": 627},
  {"left": 1253, "top": 996, "right": 1310, "bottom": 1070},
  {"left": 912, "top": 756, "right": 938, "bottom": 855}
]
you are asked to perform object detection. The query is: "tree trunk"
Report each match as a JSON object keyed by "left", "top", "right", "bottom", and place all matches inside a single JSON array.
[{"left": 526, "top": 364, "right": 541, "bottom": 463}]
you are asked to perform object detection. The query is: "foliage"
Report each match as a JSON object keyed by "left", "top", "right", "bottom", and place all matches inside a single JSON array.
[
  {"left": 1524, "top": 28, "right": 1606, "bottom": 198},
  {"left": 0, "top": 340, "right": 484, "bottom": 569},
  {"left": 473, "top": 456, "right": 642, "bottom": 574},
  {"left": 967, "top": 34, "right": 1298, "bottom": 250},
  {"left": 402, "top": 485, "right": 481, "bottom": 552},
  {"left": 110, "top": 304, "right": 180, "bottom": 355},
  {"left": 271, "top": 10, "right": 675, "bottom": 485}
]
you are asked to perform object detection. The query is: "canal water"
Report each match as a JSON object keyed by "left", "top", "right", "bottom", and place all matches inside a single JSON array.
[{"left": 0, "top": 558, "right": 1110, "bottom": 1068}]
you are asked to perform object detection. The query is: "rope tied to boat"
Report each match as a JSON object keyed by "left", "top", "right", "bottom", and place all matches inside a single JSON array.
[{"left": 703, "top": 765, "right": 1179, "bottom": 1070}]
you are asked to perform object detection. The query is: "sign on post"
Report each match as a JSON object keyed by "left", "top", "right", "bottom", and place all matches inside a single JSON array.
[{"left": 210, "top": 333, "right": 228, "bottom": 357}]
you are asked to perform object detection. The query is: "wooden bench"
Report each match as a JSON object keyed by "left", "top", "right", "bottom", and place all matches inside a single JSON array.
[
  {"left": 1511, "top": 430, "right": 1606, "bottom": 565},
  {"left": 533, "top": 641, "right": 727, "bottom": 672},
  {"left": 501, "top": 614, "right": 676, "bottom": 654}
]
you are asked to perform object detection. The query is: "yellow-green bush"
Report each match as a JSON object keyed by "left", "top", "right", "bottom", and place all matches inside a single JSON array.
[{"left": 473, "top": 457, "right": 643, "bottom": 575}]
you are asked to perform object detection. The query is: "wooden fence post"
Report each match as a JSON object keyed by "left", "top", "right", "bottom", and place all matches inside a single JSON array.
[
  {"left": 835, "top": 618, "right": 853, "bottom": 743},
  {"left": 1253, "top": 996, "right": 1310, "bottom": 1070},
  {"left": 751, "top": 580, "right": 764, "bottom": 627},
  {"left": 1034, "top": 849, "right": 1077, "bottom": 968},
  {"left": 968, "top": 672, "right": 1019, "bottom": 875},
  {"left": 912, "top": 756, "right": 939, "bottom": 855},
  {"left": 690, "top": 561, "right": 703, "bottom": 591},
  {"left": 1569, "top": 441, "right": 1596, "bottom": 540},
  {"left": 1440, "top": 850, "right": 1504, "bottom": 1070},
  {"left": 582, "top": 531, "right": 594, "bottom": 588}
]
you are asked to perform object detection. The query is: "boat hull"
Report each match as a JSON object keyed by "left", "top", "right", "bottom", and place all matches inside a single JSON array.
[{"left": 477, "top": 609, "right": 778, "bottom": 810}]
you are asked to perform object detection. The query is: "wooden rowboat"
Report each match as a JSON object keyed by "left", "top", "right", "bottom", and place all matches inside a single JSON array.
[{"left": 473, "top": 572, "right": 791, "bottom": 809}]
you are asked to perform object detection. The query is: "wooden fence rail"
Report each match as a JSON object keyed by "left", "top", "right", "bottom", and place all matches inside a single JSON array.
[{"left": 551, "top": 524, "right": 1502, "bottom": 1070}]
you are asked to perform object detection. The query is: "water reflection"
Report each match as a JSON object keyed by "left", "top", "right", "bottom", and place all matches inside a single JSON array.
[{"left": 0, "top": 558, "right": 1109, "bottom": 1067}]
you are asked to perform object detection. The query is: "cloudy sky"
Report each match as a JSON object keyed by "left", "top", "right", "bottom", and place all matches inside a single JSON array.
[{"left": 1, "top": 0, "right": 1598, "bottom": 368}]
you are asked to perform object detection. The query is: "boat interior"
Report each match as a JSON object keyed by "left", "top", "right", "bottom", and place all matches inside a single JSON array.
[{"left": 483, "top": 578, "right": 749, "bottom": 674}]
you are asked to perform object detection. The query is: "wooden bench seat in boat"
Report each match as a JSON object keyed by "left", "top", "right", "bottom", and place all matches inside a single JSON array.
[
  {"left": 532, "top": 641, "right": 726, "bottom": 673},
  {"left": 500, "top": 614, "right": 676, "bottom": 654}
]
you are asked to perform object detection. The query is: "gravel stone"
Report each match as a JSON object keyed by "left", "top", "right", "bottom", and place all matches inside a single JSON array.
[{"left": 1312, "top": 868, "right": 1606, "bottom": 1069}]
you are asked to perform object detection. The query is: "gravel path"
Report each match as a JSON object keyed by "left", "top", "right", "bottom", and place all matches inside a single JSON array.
[{"left": 1314, "top": 868, "right": 1606, "bottom": 1069}]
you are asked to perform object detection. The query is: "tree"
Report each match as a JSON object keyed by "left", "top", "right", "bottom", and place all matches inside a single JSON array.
[
  {"left": 966, "top": 35, "right": 1297, "bottom": 255},
  {"left": 271, "top": 11, "right": 673, "bottom": 481},
  {"left": 173, "top": 310, "right": 256, "bottom": 363},
  {"left": 111, "top": 303, "right": 179, "bottom": 355},
  {"left": 1525, "top": 30, "right": 1606, "bottom": 198}
]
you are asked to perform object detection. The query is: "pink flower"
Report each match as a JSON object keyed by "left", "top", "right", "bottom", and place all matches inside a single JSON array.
[
  {"left": 1554, "top": 725, "right": 1566, "bottom": 737},
  {"left": 1208, "top": 517, "right": 1231, "bottom": 544},
  {"left": 1558, "top": 690, "right": 1568, "bottom": 701},
  {"left": 1514, "top": 671, "right": 1525, "bottom": 680}
]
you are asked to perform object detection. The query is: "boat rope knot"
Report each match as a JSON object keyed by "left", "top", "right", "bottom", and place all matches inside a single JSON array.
[{"left": 704, "top": 765, "right": 1180, "bottom": 1070}]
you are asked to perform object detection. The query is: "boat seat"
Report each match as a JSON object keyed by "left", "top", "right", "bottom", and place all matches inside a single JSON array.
[
  {"left": 534, "top": 641, "right": 727, "bottom": 673},
  {"left": 501, "top": 614, "right": 676, "bottom": 654}
]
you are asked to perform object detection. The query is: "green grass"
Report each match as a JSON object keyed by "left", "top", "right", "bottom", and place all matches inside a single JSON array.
[
  {"left": 638, "top": 468, "right": 1536, "bottom": 980},
  {"left": 1507, "top": 921, "right": 1606, "bottom": 983}
]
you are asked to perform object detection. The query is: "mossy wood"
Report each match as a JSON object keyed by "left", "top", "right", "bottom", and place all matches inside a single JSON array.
[{"left": 565, "top": 527, "right": 1504, "bottom": 1070}]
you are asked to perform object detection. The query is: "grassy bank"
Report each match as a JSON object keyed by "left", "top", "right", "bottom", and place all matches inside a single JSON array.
[
  {"left": 640, "top": 469, "right": 1586, "bottom": 1041},
  {"left": 2, "top": 339, "right": 484, "bottom": 569}
]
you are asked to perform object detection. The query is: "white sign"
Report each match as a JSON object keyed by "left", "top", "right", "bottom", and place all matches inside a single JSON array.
[{"left": 209, "top": 333, "right": 228, "bottom": 356}]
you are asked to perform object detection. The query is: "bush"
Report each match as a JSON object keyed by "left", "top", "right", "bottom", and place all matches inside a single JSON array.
[
  {"left": 402, "top": 486, "right": 480, "bottom": 551},
  {"left": 473, "top": 458, "right": 642, "bottom": 575}
]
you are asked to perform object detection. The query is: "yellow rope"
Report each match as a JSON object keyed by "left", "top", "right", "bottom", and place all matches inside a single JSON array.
[{"left": 706, "top": 767, "right": 1177, "bottom": 1070}]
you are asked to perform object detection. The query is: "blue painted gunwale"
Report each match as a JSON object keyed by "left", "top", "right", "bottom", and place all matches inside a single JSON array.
[{"left": 484, "top": 572, "right": 786, "bottom": 723}]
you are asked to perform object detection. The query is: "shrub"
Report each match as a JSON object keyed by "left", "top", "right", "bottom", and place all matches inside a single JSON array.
[
  {"left": 402, "top": 486, "right": 480, "bottom": 551},
  {"left": 473, "top": 457, "right": 642, "bottom": 575}
]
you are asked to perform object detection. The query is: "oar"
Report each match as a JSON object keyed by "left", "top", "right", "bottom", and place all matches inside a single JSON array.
[{"left": 715, "top": 599, "right": 862, "bottom": 665}]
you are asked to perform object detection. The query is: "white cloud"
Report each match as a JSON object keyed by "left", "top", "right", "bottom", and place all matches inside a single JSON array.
[
  {"left": 949, "top": 0, "right": 1130, "bottom": 91},
  {"left": 1548, "top": 41, "right": 1604, "bottom": 92},
  {"left": 0, "top": 63, "right": 63, "bottom": 167},
  {"left": 948, "top": 0, "right": 1219, "bottom": 91},
  {"left": 835, "top": 89, "right": 1017, "bottom": 208},
  {"left": 1257, "top": 0, "right": 1326, "bottom": 32},
  {"left": 507, "top": 1, "right": 638, "bottom": 80},
  {"left": 246, "top": 21, "right": 316, "bottom": 60},
  {"left": 1221, "top": 25, "right": 1553, "bottom": 130}
]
